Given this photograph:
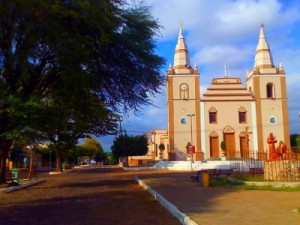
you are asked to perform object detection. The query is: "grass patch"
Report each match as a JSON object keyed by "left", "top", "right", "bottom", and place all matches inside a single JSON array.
[
  {"left": 233, "top": 173, "right": 265, "bottom": 182},
  {"left": 210, "top": 177, "right": 300, "bottom": 192}
]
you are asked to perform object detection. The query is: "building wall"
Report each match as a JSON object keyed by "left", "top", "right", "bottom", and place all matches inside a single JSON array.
[
  {"left": 202, "top": 101, "right": 254, "bottom": 158},
  {"left": 247, "top": 71, "right": 290, "bottom": 153},
  {"left": 168, "top": 74, "right": 200, "bottom": 160}
]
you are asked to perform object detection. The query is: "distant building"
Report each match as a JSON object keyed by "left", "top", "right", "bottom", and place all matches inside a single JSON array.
[{"left": 131, "top": 25, "right": 290, "bottom": 165}]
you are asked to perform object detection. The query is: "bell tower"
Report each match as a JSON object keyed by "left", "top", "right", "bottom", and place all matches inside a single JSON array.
[
  {"left": 167, "top": 26, "right": 202, "bottom": 161},
  {"left": 246, "top": 25, "right": 290, "bottom": 153}
]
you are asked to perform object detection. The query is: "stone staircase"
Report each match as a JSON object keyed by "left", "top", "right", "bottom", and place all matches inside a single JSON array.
[
  {"left": 124, "top": 160, "right": 255, "bottom": 171},
  {"left": 153, "top": 160, "right": 233, "bottom": 171}
]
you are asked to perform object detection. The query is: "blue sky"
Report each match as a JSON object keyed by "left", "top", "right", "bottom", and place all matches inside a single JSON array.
[{"left": 99, "top": 0, "right": 300, "bottom": 151}]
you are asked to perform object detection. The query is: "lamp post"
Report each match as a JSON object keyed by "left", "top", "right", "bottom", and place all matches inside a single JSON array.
[{"left": 187, "top": 113, "right": 195, "bottom": 170}]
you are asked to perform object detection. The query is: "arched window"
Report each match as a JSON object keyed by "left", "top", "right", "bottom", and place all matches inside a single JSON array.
[
  {"left": 209, "top": 107, "right": 217, "bottom": 123},
  {"left": 266, "top": 83, "right": 274, "bottom": 98},
  {"left": 238, "top": 106, "right": 247, "bottom": 123}
]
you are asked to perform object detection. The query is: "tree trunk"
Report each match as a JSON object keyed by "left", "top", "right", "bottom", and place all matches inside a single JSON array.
[
  {"left": 55, "top": 145, "right": 62, "bottom": 172},
  {"left": 0, "top": 139, "right": 13, "bottom": 184},
  {"left": 28, "top": 147, "right": 35, "bottom": 180}
]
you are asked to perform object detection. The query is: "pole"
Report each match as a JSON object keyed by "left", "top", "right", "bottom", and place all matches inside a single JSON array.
[{"left": 187, "top": 113, "right": 195, "bottom": 170}]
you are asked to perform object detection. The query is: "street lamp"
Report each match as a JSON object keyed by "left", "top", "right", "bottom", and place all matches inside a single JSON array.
[
  {"left": 187, "top": 113, "right": 195, "bottom": 145},
  {"left": 187, "top": 113, "right": 195, "bottom": 170}
]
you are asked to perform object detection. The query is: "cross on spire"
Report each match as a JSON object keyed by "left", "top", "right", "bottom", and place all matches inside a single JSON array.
[{"left": 221, "top": 65, "right": 229, "bottom": 77}]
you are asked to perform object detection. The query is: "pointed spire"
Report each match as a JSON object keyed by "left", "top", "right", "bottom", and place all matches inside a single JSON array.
[
  {"left": 194, "top": 62, "right": 198, "bottom": 70},
  {"left": 279, "top": 62, "right": 283, "bottom": 69},
  {"left": 173, "top": 24, "right": 191, "bottom": 69},
  {"left": 254, "top": 24, "right": 274, "bottom": 69}
]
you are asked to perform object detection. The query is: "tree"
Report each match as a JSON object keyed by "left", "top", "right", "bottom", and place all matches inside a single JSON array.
[
  {"left": 82, "top": 138, "right": 104, "bottom": 156},
  {"left": 111, "top": 134, "right": 148, "bottom": 158},
  {"left": 296, "top": 136, "right": 300, "bottom": 147},
  {"left": 82, "top": 137, "right": 106, "bottom": 163},
  {"left": 159, "top": 143, "right": 165, "bottom": 151},
  {"left": 220, "top": 141, "right": 226, "bottom": 156},
  {"left": 158, "top": 143, "right": 165, "bottom": 160},
  {"left": 290, "top": 134, "right": 300, "bottom": 147},
  {"left": 0, "top": 0, "right": 164, "bottom": 182}
]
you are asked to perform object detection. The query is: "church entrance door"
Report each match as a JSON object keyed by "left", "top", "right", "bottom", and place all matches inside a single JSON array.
[
  {"left": 224, "top": 133, "right": 236, "bottom": 158},
  {"left": 240, "top": 136, "right": 249, "bottom": 158},
  {"left": 209, "top": 136, "right": 219, "bottom": 158}
]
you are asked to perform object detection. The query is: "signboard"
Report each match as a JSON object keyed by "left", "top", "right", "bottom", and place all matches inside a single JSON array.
[{"left": 186, "top": 145, "right": 195, "bottom": 154}]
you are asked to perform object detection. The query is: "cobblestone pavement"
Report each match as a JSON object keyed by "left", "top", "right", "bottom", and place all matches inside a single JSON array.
[
  {"left": 0, "top": 167, "right": 180, "bottom": 225},
  {"left": 138, "top": 172, "right": 300, "bottom": 225}
]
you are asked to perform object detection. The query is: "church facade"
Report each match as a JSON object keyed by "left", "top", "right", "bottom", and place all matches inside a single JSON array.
[{"left": 129, "top": 25, "right": 290, "bottom": 165}]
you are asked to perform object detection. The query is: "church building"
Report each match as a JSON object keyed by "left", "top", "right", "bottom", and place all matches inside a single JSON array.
[{"left": 129, "top": 25, "right": 290, "bottom": 165}]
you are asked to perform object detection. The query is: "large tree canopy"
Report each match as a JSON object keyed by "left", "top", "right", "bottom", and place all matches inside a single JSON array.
[
  {"left": 0, "top": 0, "right": 164, "bottom": 181},
  {"left": 111, "top": 134, "right": 148, "bottom": 158}
]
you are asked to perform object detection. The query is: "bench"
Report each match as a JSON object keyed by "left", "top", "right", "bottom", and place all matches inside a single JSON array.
[
  {"left": 191, "top": 169, "right": 218, "bottom": 182},
  {"left": 214, "top": 169, "right": 234, "bottom": 178},
  {"left": 249, "top": 167, "right": 264, "bottom": 175}
]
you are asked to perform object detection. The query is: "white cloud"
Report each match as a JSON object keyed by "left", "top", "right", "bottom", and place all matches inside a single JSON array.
[
  {"left": 193, "top": 45, "right": 253, "bottom": 67},
  {"left": 100, "top": 0, "right": 300, "bottom": 149},
  {"left": 148, "top": 0, "right": 300, "bottom": 44}
]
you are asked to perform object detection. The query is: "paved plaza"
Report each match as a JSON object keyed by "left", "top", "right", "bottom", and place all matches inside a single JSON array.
[
  {"left": 1, "top": 166, "right": 300, "bottom": 225},
  {"left": 138, "top": 171, "right": 300, "bottom": 225}
]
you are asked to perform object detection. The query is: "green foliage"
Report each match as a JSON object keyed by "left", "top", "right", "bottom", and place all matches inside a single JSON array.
[
  {"left": 82, "top": 138, "right": 104, "bottom": 154},
  {"left": 68, "top": 138, "right": 106, "bottom": 164},
  {"left": 106, "top": 152, "right": 118, "bottom": 165},
  {"left": 220, "top": 141, "right": 226, "bottom": 151},
  {"left": 159, "top": 143, "right": 165, "bottom": 151},
  {"left": 296, "top": 136, "right": 300, "bottom": 147},
  {"left": 0, "top": 0, "right": 164, "bottom": 177},
  {"left": 111, "top": 134, "right": 148, "bottom": 158},
  {"left": 186, "top": 142, "right": 192, "bottom": 147},
  {"left": 211, "top": 176, "right": 300, "bottom": 191},
  {"left": 290, "top": 134, "right": 300, "bottom": 147}
]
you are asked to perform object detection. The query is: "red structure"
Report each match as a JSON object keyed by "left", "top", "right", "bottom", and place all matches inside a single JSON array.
[{"left": 267, "top": 133, "right": 287, "bottom": 161}]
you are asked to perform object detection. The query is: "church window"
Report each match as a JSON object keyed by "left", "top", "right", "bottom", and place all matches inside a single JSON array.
[
  {"left": 209, "top": 107, "right": 217, "bottom": 123},
  {"left": 239, "top": 112, "right": 246, "bottom": 123},
  {"left": 269, "top": 116, "right": 277, "bottom": 124},
  {"left": 238, "top": 107, "right": 247, "bottom": 123},
  {"left": 180, "top": 117, "right": 187, "bottom": 124},
  {"left": 209, "top": 112, "right": 216, "bottom": 123},
  {"left": 266, "top": 83, "right": 274, "bottom": 98}
]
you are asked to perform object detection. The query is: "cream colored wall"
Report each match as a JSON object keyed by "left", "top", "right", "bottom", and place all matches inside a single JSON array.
[
  {"left": 149, "top": 130, "right": 169, "bottom": 160},
  {"left": 256, "top": 75, "right": 287, "bottom": 151},
  {"left": 260, "top": 99, "right": 286, "bottom": 151},
  {"left": 257, "top": 75, "right": 285, "bottom": 98},
  {"left": 170, "top": 75, "right": 199, "bottom": 159},
  {"left": 202, "top": 101, "right": 254, "bottom": 158}
]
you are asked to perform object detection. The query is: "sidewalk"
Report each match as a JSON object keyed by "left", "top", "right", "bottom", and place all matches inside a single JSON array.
[
  {"left": 0, "top": 178, "right": 46, "bottom": 193},
  {"left": 137, "top": 171, "right": 300, "bottom": 225}
]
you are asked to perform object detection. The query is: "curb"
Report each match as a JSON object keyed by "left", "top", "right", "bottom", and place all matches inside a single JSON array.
[
  {"left": 135, "top": 176, "right": 198, "bottom": 225},
  {"left": 1, "top": 178, "right": 46, "bottom": 193}
]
